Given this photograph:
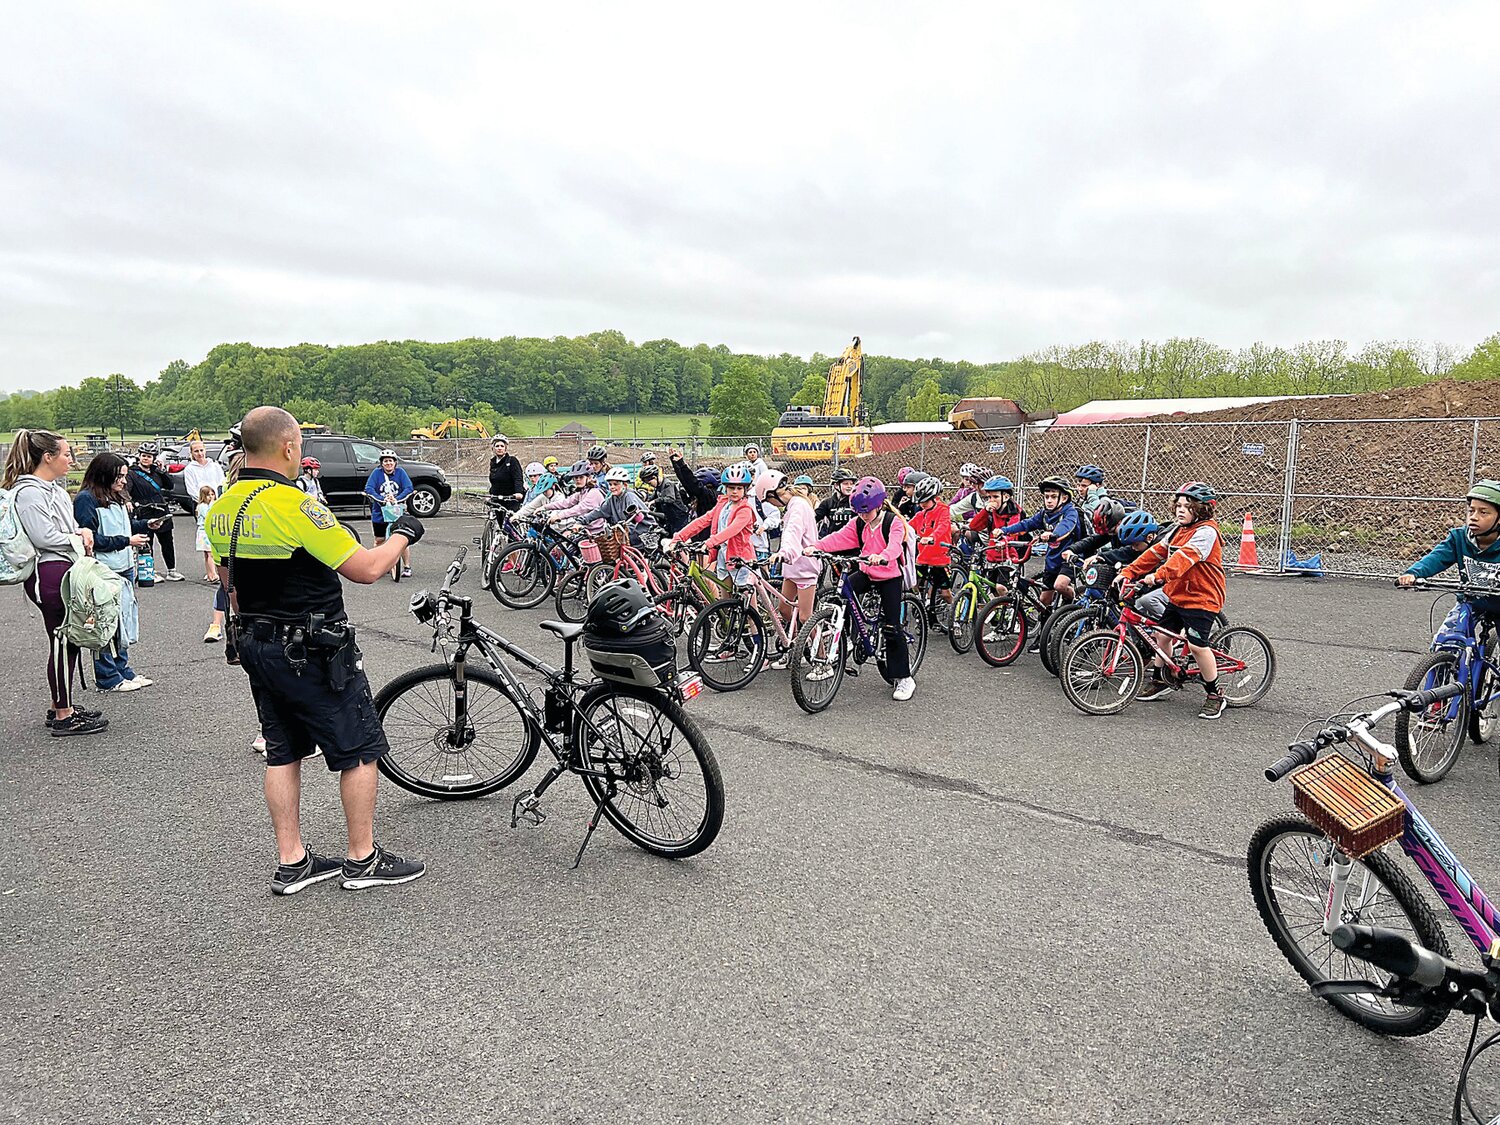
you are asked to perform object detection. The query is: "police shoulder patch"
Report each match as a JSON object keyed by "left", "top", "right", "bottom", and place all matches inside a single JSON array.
[{"left": 300, "top": 497, "right": 336, "bottom": 529}]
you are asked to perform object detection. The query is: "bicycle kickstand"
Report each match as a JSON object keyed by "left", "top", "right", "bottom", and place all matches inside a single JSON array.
[{"left": 571, "top": 789, "right": 612, "bottom": 869}]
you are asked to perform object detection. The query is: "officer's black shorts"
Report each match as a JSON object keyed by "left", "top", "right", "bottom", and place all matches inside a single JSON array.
[{"left": 237, "top": 634, "right": 388, "bottom": 771}]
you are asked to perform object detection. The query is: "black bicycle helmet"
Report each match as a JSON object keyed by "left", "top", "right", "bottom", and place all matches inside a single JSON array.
[
  {"left": 585, "top": 579, "right": 658, "bottom": 638},
  {"left": 831, "top": 468, "right": 857, "bottom": 485},
  {"left": 639, "top": 465, "right": 660, "bottom": 484},
  {"left": 588, "top": 444, "right": 608, "bottom": 462},
  {"left": 1037, "top": 475, "right": 1073, "bottom": 497}
]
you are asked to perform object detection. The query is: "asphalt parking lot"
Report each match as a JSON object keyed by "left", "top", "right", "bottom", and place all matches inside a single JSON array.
[{"left": 4, "top": 512, "right": 1498, "bottom": 1124}]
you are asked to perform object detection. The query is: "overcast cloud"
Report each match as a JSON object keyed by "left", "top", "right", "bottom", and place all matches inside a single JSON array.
[{"left": 2, "top": 0, "right": 1497, "bottom": 392}]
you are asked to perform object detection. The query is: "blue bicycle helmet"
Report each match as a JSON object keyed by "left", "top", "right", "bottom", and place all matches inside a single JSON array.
[
  {"left": 793, "top": 474, "right": 815, "bottom": 488},
  {"left": 720, "top": 462, "right": 754, "bottom": 486},
  {"left": 980, "top": 475, "right": 1014, "bottom": 493},
  {"left": 1116, "top": 509, "right": 1160, "bottom": 545},
  {"left": 1076, "top": 464, "right": 1105, "bottom": 484}
]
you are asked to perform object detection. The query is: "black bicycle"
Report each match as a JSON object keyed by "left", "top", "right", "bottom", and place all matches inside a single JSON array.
[{"left": 375, "top": 547, "right": 725, "bottom": 865}]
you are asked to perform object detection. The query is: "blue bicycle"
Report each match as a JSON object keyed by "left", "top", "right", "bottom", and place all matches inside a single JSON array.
[
  {"left": 486, "top": 518, "right": 592, "bottom": 611},
  {"left": 788, "top": 552, "right": 928, "bottom": 714},
  {"left": 1395, "top": 576, "right": 1500, "bottom": 783}
]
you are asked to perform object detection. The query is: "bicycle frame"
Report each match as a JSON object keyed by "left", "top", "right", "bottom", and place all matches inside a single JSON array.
[
  {"left": 1093, "top": 600, "right": 1249, "bottom": 681},
  {"left": 1426, "top": 600, "right": 1500, "bottom": 724},
  {"left": 737, "top": 565, "right": 804, "bottom": 651}
]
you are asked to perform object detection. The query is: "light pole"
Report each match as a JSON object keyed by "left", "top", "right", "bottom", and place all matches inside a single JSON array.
[{"left": 107, "top": 374, "right": 129, "bottom": 443}]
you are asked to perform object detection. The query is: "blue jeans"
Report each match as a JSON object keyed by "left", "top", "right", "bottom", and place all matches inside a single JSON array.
[{"left": 94, "top": 643, "right": 136, "bottom": 690}]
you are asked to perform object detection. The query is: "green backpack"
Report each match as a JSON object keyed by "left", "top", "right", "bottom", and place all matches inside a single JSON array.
[{"left": 58, "top": 539, "right": 125, "bottom": 652}]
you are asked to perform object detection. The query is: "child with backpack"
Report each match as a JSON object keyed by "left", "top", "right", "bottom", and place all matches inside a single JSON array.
[
  {"left": 810, "top": 476, "right": 917, "bottom": 702},
  {"left": 73, "top": 452, "right": 155, "bottom": 693},
  {"left": 3, "top": 429, "right": 109, "bottom": 736}
]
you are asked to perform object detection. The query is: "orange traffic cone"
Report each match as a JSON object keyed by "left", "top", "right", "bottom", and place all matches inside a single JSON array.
[{"left": 1237, "top": 512, "right": 1261, "bottom": 572}]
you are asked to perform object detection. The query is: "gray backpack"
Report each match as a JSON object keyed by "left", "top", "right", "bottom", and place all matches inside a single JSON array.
[{"left": 58, "top": 539, "right": 125, "bottom": 651}]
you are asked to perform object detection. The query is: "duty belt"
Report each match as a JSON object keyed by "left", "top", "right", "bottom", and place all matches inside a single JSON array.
[{"left": 236, "top": 615, "right": 352, "bottom": 644}]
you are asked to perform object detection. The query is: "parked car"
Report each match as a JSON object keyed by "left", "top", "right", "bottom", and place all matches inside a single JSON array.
[{"left": 168, "top": 434, "right": 452, "bottom": 517}]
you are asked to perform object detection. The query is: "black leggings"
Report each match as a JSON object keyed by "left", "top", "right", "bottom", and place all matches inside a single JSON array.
[
  {"left": 849, "top": 571, "right": 910, "bottom": 680},
  {"left": 149, "top": 518, "right": 176, "bottom": 570}
]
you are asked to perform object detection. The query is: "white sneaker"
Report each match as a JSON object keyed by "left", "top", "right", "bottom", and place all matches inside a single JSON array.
[
  {"left": 806, "top": 664, "right": 835, "bottom": 682},
  {"left": 131, "top": 676, "right": 154, "bottom": 688},
  {"left": 892, "top": 677, "right": 916, "bottom": 702},
  {"left": 251, "top": 736, "right": 267, "bottom": 755},
  {"left": 162, "top": 570, "right": 186, "bottom": 582},
  {"left": 108, "top": 679, "right": 143, "bottom": 693}
]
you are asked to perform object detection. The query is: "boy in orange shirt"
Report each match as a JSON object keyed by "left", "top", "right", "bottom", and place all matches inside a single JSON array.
[{"left": 1120, "top": 481, "right": 1228, "bottom": 720}]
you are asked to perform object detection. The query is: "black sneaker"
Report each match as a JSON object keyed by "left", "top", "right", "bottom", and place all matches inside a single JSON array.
[
  {"left": 45, "top": 707, "right": 102, "bottom": 729},
  {"left": 1199, "top": 692, "right": 1228, "bottom": 721},
  {"left": 341, "top": 844, "right": 426, "bottom": 890},
  {"left": 1137, "top": 679, "right": 1175, "bottom": 702},
  {"left": 271, "top": 849, "right": 343, "bottom": 896},
  {"left": 50, "top": 713, "right": 109, "bottom": 737}
]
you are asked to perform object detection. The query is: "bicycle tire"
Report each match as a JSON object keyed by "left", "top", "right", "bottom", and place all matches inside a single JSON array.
[
  {"left": 658, "top": 583, "right": 705, "bottom": 639},
  {"left": 488, "top": 541, "right": 555, "bottom": 610},
  {"left": 374, "top": 664, "right": 540, "bottom": 800},
  {"left": 974, "top": 595, "right": 1027, "bottom": 668},
  {"left": 479, "top": 521, "right": 497, "bottom": 588},
  {"left": 554, "top": 566, "right": 592, "bottom": 624},
  {"left": 789, "top": 605, "right": 846, "bottom": 714},
  {"left": 1060, "top": 628, "right": 1145, "bottom": 715},
  {"left": 1044, "top": 605, "right": 1095, "bottom": 677},
  {"left": 876, "top": 594, "right": 927, "bottom": 683},
  {"left": 948, "top": 588, "right": 975, "bottom": 654},
  {"left": 1469, "top": 638, "right": 1498, "bottom": 745},
  {"left": 575, "top": 683, "right": 724, "bottom": 859},
  {"left": 1395, "top": 651, "right": 1468, "bottom": 784},
  {"left": 1208, "top": 625, "right": 1276, "bottom": 707},
  {"left": 585, "top": 560, "right": 623, "bottom": 602},
  {"left": 687, "top": 597, "right": 767, "bottom": 692},
  {"left": 1247, "top": 815, "right": 1450, "bottom": 1037}
]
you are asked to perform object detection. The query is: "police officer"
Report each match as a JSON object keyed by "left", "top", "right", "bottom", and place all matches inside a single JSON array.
[{"left": 209, "top": 407, "right": 426, "bottom": 895}]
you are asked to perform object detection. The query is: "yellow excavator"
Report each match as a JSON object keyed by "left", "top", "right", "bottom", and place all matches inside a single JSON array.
[
  {"left": 411, "top": 418, "right": 492, "bottom": 441},
  {"left": 770, "top": 336, "right": 873, "bottom": 463}
]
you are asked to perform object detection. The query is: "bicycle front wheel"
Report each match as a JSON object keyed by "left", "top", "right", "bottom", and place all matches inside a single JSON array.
[
  {"left": 575, "top": 683, "right": 724, "bottom": 858},
  {"left": 489, "top": 541, "right": 555, "bottom": 609},
  {"left": 948, "top": 588, "right": 975, "bottom": 654},
  {"left": 1210, "top": 625, "right": 1276, "bottom": 707},
  {"left": 1395, "top": 651, "right": 1468, "bottom": 783},
  {"left": 1247, "top": 816, "right": 1450, "bottom": 1037},
  {"left": 687, "top": 597, "right": 767, "bottom": 692},
  {"left": 1060, "top": 628, "right": 1144, "bottom": 715},
  {"left": 789, "top": 605, "right": 846, "bottom": 714},
  {"left": 1470, "top": 639, "right": 1498, "bottom": 745},
  {"left": 554, "top": 566, "right": 592, "bottom": 623},
  {"left": 974, "top": 595, "right": 1026, "bottom": 667},
  {"left": 1042, "top": 605, "right": 1090, "bottom": 677},
  {"left": 374, "top": 665, "right": 540, "bottom": 799}
]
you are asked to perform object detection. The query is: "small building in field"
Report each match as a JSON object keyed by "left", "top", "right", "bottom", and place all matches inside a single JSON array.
[{"left": 553, "top": 421, "right": 597, "bottom": 440}]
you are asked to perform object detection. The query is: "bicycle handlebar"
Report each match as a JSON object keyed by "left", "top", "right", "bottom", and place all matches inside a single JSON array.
[
  {"left": 1331, "top": 924, "right": 1489, "bottom": 996},
  {"left": 1263, "top": 683, "right": 1465, "bottom": 782},
  {"left": 440, "top": 546, "right": 468, "bottom": 597}
]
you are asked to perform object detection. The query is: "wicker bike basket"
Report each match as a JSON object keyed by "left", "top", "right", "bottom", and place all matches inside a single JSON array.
[
  {"left": 595, "top": 525, "right": 628, "bottom": 564},
  {"left": 1290, "top": 755, "right": 1406, "bottom": 859}
]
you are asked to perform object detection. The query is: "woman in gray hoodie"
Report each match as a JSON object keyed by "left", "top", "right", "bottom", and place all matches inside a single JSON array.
[{"left": 3, "top": 429, "right": 108, "bottom": 737}]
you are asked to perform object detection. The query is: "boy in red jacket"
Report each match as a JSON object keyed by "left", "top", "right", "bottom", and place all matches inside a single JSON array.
[
  {"left": 1120, "top": 481, "right": 1228, "bottom": 720},
  {"left": 908, "top": 475, "right": 953, "bottom": 629}
]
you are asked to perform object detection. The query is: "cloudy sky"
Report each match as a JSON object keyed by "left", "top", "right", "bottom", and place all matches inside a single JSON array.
[{"left": 2, "top": 1, "right": 1497, "bottom": 393}]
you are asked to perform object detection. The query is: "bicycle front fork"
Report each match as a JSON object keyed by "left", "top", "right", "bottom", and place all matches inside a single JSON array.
[{"left": 1323, "top": 850, "right": 1358, "bottom": 936}]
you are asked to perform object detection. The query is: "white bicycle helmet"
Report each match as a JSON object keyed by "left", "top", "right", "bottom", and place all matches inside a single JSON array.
[
  {"left": 605, "top": 466, "right": 632, "bottom": 483},
  {"left": 525, "top": 461, "right": 544, "bottom": 476},
  {"left": 379, "top": 449, "right": 398, "bottom": 460}
]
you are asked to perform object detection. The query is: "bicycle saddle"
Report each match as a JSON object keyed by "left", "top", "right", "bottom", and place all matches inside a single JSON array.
[{"left": 539, "top": 620, "right": 585, "bottom": 642}]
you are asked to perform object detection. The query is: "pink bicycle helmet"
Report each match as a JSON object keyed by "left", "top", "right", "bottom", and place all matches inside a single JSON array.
[
  {"left": 754, "top": 469, "right": 786, "bottom": 502},
  {"left": 850, "top": 476, "right": 887, "bottom": 515},
  {"left": 896, "top": 466, "right": 915, "bottom": 485}
]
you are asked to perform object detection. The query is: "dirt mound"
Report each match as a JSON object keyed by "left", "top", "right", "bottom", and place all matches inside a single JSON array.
[{"left": 1138, "top": 378, "right": 1500, "bottom": 425}]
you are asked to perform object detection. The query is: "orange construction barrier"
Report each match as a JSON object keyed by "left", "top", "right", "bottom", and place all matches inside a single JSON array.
[{"left": 1236, "top": 512, "right": 1261, "bottom": 572}]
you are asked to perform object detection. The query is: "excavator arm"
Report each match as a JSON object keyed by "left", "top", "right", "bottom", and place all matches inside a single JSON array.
[{"left": 821, "top": 336, "right": 863, "bottom": 423}]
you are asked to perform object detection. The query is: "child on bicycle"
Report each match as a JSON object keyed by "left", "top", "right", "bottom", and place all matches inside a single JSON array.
[
  {"left": 1397, "top": 480, "right": 1500, "bottom": 598},
  {"left": 815, "top": 469, "right": 858, "bottom": 535},
  {"left": 543, "top": 462, "right": 605, "bottom": 533},
  {"left": 661, "top": 462, "right": 758, "bottom": 591},
  {"left": 1062, "top": 503, "right": 1157, "bottom": 598},
  {"left": 909, "top": 475, "right": 952, "bottom": 629},
  {"left": 761, "top": 470, "right": 819, "bottom": 666},
  {"left": 1075, "top": 465, "right": 1109, "bottom": 521},
  {"left": 1119, "top": 481, "right": 1228, "bottom": 720},
  {"left": 996, "top": 476, "right": 1082, "bottom": 610},
  {"left": 965, "top": 475, "right": 1025, "bottom": 573},
  {"left": 810, "top": 477, "right": 916, "bottom": 702}
]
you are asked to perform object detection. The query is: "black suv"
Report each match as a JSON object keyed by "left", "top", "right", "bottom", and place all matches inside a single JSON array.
[{"left": 169, "top": 434, "right": 453, "bottom": 517}]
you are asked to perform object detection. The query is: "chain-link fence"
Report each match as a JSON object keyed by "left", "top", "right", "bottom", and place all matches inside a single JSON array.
[{"left": 12, "top": 415, "right": 1487, "bottom": 578}]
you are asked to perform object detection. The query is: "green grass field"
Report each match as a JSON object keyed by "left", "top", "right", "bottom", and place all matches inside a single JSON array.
[{"left": 503, "top": 414, "right": 702, "bottom": 439}]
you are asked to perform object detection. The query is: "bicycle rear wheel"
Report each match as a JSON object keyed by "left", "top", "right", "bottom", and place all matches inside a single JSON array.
[
  {"left": 1395, "top": 651, "right": 1468, "bottom": 783},
  {"left": 1044, "top": 605, "right": 1095, "bottom": 677},
  {"left": 489, "top": 541, "right": 555, "bottom": 609},
  {"left": 576, "top": 683, "right": 724, "bottom": 858},
  {"left": 1470, "top": 639, "right": 1498, "bottom": 745},
  {"left": 1247, "top": 816, "right": 1450, "bottom": 1037},
  {"left": 876, "top": 594, "right": 927, "bottom": 682},
  {"left": 948, "top": 588, "right": 975, "bottom": 654},
  {"left": 1209, "top": 625, "right": 1276, "bottom": 707},
  {"left": 1060, "top": 628, "right": 1144, "bottom": 715},
  {"left": 974, "top": 595, "right": 1026, "bottom": 667},
  {"left": 374, "top": 665, "right": 540, "bottom": 799},
  {"left": 687, "top": 597, "right": 766, "bottom": 692},
  {"left": 554, "top": 566, "right": 592, "bottom": 623},
  {"left": 789, "top": 605, "right": 846, "bottom": 714},
  {"left": 585, "top": 560, "right": 623, "bottom": 602}
]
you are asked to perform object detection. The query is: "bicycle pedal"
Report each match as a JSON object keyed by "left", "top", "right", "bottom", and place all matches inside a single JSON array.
[{"left": 511, "top": 791, "right": 547, "bottom": 828}]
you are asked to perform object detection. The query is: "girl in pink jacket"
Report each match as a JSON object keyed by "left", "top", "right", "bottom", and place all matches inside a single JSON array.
[
  {"left": 662, "top": 463, "right": 758, "bottom": 589},
  {"left": 810, "top": 476, "right": 916, "bottom": 701},
  {"left": 761, "top": 471, "right": 819, "bottom": 663}
]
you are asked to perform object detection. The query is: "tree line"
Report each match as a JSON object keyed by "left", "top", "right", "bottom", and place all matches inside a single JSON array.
[{"left": 2, "top": 330, "right": 1497, "bottom": 441}]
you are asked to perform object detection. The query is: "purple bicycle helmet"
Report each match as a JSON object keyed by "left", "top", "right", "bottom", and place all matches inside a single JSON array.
[
  {"left": 850, "top": 476, "right": 887, "bottom": 515},
  {"left": 896, "top": 466, "right": 915, "bottom": 485}
]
